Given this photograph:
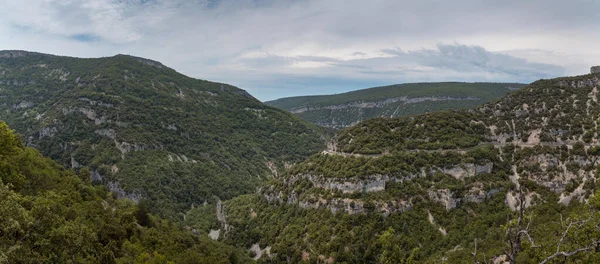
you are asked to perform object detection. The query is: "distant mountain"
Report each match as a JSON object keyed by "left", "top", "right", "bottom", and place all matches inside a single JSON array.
[
  {"left": 266, "top": 82, "right": 526, "bottom": 128},
  {"left": 219, "top": 73, "right": 600, "bottom": 262},
  {"left": 0, "top": 50, "right": 324, "bottom": 218}
]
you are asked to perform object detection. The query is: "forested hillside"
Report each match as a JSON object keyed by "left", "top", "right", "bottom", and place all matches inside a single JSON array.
[
  {"left": 0, "top": 50, "right": 324, "bottom": 219},
  {"left": 266, "top": 82, "right": 525, "bottom": 128},
  {"left": 4, "top": 49, "right": 600, "bottom": 263},
  {"left": 0, "top": 122, "right": 252, "bottom": 263},
  {"left": 216, "top": 73, "right": 600, "bottom": 263}
]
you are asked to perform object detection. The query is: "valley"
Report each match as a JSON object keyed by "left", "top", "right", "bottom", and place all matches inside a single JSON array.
[{"left": 1, "top": 50, "right": 600, "bottom": 263}]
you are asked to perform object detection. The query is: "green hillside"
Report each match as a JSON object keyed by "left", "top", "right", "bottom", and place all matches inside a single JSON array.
[
  {"left": 0, "top": 122, "right": 252, "bottom": 263},
  {"left": 217, "top": 73, "right": 600, "bottom": 262},
  {"left": 0, "top": 50, "right": 324, "bottom": 219},
  {"left": 266, "top": 82, "right": 526, "bottom": 128}
]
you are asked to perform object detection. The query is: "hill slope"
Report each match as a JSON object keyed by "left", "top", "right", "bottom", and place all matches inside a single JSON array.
[
  {"left": 266, "top": 82, "right": 526, "bottom": 128},
  {"left": 0, "top": 50, "right": 324, "bottom": 218},
  {"left": 0, "top": 121, "right": 252, "bottom": 263},
  {"left": 217, "top": 73, "right": 600, "bottom": 262}
]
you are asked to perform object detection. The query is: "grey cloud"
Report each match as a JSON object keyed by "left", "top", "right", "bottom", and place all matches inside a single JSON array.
[
  {"left": 236, "top": 44, "right": 564, "bottom": 82},
  {"left": 0, "top": 0, "right": 597, "bottom": 100}
]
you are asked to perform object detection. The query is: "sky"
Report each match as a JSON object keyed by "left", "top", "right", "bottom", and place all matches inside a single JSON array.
[{"left": 0, "top": 0, "right": 599, "bottom": 101}]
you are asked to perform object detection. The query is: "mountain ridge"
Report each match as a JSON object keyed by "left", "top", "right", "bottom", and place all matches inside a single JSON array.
[
  {"left": 266, "top": 82, "right": 527, "bottom": 128},
  {"left": 0, "top": 50, "right": 324, "bottom": 219}
]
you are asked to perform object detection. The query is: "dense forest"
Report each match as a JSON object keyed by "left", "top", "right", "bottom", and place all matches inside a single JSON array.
[
  {"left": 0, "top": 122, "right": 253, "bottom": 263},
  {"left": 0, "top": 51, "right": 325, "bottom": 220}
]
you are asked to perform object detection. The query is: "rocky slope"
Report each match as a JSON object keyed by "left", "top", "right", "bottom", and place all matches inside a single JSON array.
[
  {"left": 278, "top": 73, "right": 600, "bottom": 215},
  {"left": 266, "top": 82, "right": 525, "bottom": 128},
  {"left": 0, "top": 50, "right": 324, "bottom": 218},
  {"left": 218, "top": 72, "right": 600, "bottom": 263}
]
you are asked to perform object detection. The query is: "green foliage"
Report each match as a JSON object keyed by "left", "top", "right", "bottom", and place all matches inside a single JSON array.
[
  {"left": 223, "top": 193, "right": 517, "bottom": 263},
  {"left": 336, "top": 110, "right": 487, "bottom": 154},
  {"left": 0, "top": 122, "right": 251, "bottom": 263},
  {"left": 0, "top": 51, "right": 325, "bottom": 220},
  {"left": 224, "top": 73, "right": 600, "bottom": 262}
]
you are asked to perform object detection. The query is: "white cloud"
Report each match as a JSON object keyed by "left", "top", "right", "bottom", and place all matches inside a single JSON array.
[{"left": 0, "top": 0, "right": 598, "bottom": 100}]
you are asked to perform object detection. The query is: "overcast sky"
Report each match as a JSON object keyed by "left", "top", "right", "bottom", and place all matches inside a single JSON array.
[{"left": 1, "top": 0, "right": 599, "bottom": 101}]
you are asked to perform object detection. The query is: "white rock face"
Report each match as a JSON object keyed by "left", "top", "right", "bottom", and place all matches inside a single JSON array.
[
  {"left": 13, "top": 101, "right": 33, "bottom": 109},
  {"left": 208, "top": 229, "right": 220, "bottom": 240},
  {"left": 288, "top": 174, "right": 391, "bottom": 194},
  {"left": 441, "top": 163, "right": 493, "bottom": 179},
  {"left": 289, "top": 96, "right": 480, "bottom": 114},
  {"left": 249, "top": 243, "right": 272, "bottom": 260}
]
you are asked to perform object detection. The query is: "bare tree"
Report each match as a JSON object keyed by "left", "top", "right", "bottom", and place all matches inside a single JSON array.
[
  {"left": 539, "top": 210, "right": 600, "bottom": 264},
  {"left": 504, "top": 189, "right": 538, "bottom": 264}
]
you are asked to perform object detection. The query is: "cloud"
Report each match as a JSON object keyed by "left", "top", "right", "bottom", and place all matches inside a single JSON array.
[
  {"left": 69, "top": 33, "right": 101, "bottom": 42},
  {"left": 0, "top": 0, "right": 598, "bottom": 100}
]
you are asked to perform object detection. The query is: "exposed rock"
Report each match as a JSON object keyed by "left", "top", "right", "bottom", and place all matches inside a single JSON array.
[
  {"left": 114, "top": 141, "right": 163, "bottom": 159},
  {"left": 95, "top": 129, "right": 116, "bottom": 139},
  {"left": 428, "top": 189, "right": 459, "bottom": 210},
  {"left": 78, "top": 97, "right": 115, "bottom": 108},
  {"left": 505, "top": 191, "right": 518, "bottom": 211},
  {"left": 106, "top": 181, "right": 141, "bottom": 202},
  {"left": 0, "top": 50, "right": 29, "bottom": 58},
  {"left": 290, "top": 96, "right": 480, "bottom": 114},
  {"left": 288, "top": 174, "right": 389, "bottom": 194},
  {"left": 208, "top": 229, "right": 220, "bottom": 240},
  {"left": 90, "top": 170, "right": 104, "bottom": 183},
  {"left": 559, "top": 182, "right": 586, "bottom": 206},
  {"left": 38, "top": 127, "right": 58, "bottom": 139},
  {"left": 134, "top": 57, "right": 164, "bottom": 68},
  {"left": 527, "top": 129, "right": 541, "bottom": 145},
  {"left": 13, "top": 101, "right": 34, "bottom": 109},
  {"left": 70, "top": 155, "right": 81, "bottom": 169},
  {"left": 216, "top": 200, "right": 232, "bottom": 237},
  {"left": 441, "top": 163, "right": 493, "bottom": 179},
  {"left": 62, "top": 107, "right": 106, "bottom": 125},
  {"left": 249, "top": 243, "right": 272, "bottom": 260},
  {"left": 557, "top": 77, "right": 600, "bottom": 89},
  {"left": 161, "top": 123, "right": 178, "bottom": 130}
]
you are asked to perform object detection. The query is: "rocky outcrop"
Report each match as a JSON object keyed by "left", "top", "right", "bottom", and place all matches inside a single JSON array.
[
  {"left": 106, "top": 181, "right": 141, "bottom": 202},
  {"left": 115, "top": 141, "right": 163, "bottom": 158},
  {"left": 289, "top": 96, "right": 480, "bottom": 114},
  {"left": 208, "top": 229, "right": 220, "bottom": 240},
  {"left": 557, "top": 77, "right": 600, "bottom": 89},
  {"left": 441, "top": 163, "right": 493, "bottom": 179},
  {"left": 287, "top": 162, "right": 492, "bottom": 195},
  {"left": 287, "top": 174, "right": 394, "bottom": 194},
  {"left": 428, "top": 189, "right": 459, "bottom": 210},
  {"left": 78, "top": 97, "right": 115, "bottom": 108},
  {"left": 249, "top": 243, "right": 272, "bottom": 260},
  {"left": 0, "top": 50, "right": 29, "bottom": 58},
  {"left": 591, "top": 66, "right": 600, "bottom": 74},
  {"left": 13, "top": 101, "right": 34, "bottom": 109},
  {"left": 38, "top": 127, "right": 58, "bottom": 139},
  {"left": 216, "top": 200, "right": 232, "bottom": 237},
  {"left": 430, "top": 187, "right": 501, "bottom": 210},
  {"left": 95, "top": 129, "right": 116, "bottom": 139}
]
